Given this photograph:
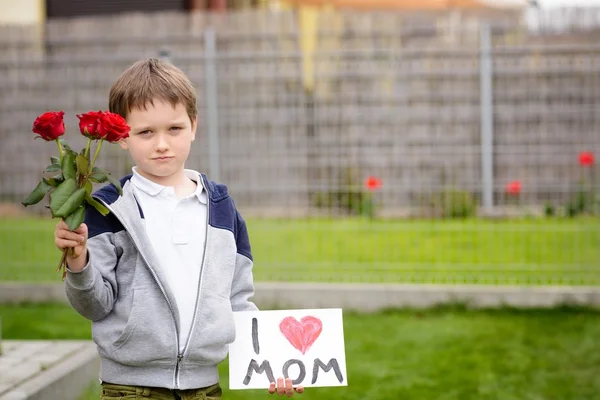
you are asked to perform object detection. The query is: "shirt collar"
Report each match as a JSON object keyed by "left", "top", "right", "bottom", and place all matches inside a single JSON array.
[{"left": 131, "top": 167, "right": 207, "bottom": 204}]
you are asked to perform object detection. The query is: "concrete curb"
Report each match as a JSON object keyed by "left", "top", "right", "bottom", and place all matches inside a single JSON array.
[
  {"left": 0, "top": 283, "right": 67, "bottom": 305},
  {"left": 1, "top": 282, "right": 599, "bottom": 310},
  {"left": 253, "top": 282, "right": 600, "bottom": 310},
  {"left": 0, "top": 341, "right": 99, "bottom": 400}
]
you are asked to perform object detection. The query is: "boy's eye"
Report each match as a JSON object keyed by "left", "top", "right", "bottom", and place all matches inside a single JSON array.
[
  {"left": 138, "top": 130, "right": 151, "bottom": 136},
  {"left": 170, "top": 126, "right": 182, "bottom": 132}
]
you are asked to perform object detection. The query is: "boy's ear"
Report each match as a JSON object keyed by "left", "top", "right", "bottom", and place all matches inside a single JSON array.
[{"left": 191, "top": 116, "right": 198, "bottom": 141}]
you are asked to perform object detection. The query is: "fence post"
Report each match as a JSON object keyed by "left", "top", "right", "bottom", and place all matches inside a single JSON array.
[
  {"left": 158, "top": 49, "right": 171, "bottom": 63},
  {"left": 479, "top": 23, "right": 494, "bottom": 212},
  {"left": 204, "top": 28, "right": 221, "bottom": 182}
]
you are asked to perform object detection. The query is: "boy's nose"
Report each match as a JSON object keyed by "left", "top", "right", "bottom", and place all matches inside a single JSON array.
[{"left": 155, "top": 135, "right": 169, "bottom": 151}]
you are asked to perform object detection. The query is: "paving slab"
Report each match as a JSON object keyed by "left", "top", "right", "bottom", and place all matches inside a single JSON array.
[{"left": 0, "top": 340, "right": 99, "bottom": 400}]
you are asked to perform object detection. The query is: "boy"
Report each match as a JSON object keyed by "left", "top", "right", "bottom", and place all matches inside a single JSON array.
[{"left": 54, "top": 58, "right": 303, "bottom": 399}]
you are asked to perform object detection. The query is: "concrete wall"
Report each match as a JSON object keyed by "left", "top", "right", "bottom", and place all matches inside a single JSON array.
[
  {"left": 1, "top": 10, "right": 599, "bottom": 216},
  {"left": 1, "top": 282, "right": 599, "bottom": 310}
]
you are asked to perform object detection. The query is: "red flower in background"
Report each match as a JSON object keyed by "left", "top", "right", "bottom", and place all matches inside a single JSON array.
[
  {"left": 365, "top": 176, "right": 382, "bottom": 191},
  {"left": 579, "top": 152, "right": 595, "bottom": 167},
  {"left": 505, "top": 180, "right": 522, "bottom": 196}
]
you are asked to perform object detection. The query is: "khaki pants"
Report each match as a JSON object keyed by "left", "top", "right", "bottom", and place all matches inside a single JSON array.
[{"left": 100, "top": 382, "right": 222, "bottom": 400}]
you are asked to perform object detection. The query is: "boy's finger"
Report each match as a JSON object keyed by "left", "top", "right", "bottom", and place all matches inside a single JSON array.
[
  {"left": 285, "top": 378, "right": 293, "bottom": 397},
  {"left": 57, "top": 240, "right": 81, "bottom": 249},
  {"left": 295, "top": 386, "right": 304, "bottom": 394},
  {"left": 74, "top": 223, "right": 88, "bottom": 235},
  {"left": 56, "top": 230, "right": 85, "bottom": 243},
  {"left": 268, "top": 382, "right": 276, "bottom": 394},
  {"left": 277, "top": 377, "right": 284, "bottom": 395}
]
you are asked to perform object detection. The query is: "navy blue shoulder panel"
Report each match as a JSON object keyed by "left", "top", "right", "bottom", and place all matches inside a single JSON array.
[
  {"left": 85, "top": 175, "right": 133, "bottom": 239},
  {"left": 204, "top": 174, "right": 234, "bottom": 232},
  {"left": 85, "top": 203, "right": 124, "bottom": 239},
  {"left": 201, "top": 174, "right": 230, "bottom": 203},
  {"left": 234, "top": 210, "right": 253, "bottom": 261},
  {"left": 202, "top": 174, "right": 252, "bottom": 261},
  {"left": 92, "top": 175, "right": 132, "bottom": 206}
]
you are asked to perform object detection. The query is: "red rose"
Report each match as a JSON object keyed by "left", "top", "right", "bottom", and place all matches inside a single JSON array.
[
  {"left": 77, "top": 111, "right": 104, "bottom": 139},
  {"left": 32, "top": 111, "right": 65, "bottom": 141},
  {"left": 97, "top": 112, "right": 130, "bottom": 143},
  {"left": 579, "top": 151, "right": 595, "bottom": 167},
  {"left": 505, "top": 180, "right": 522, "bottom": 196},
  {"left": 364, "top": 176, "right": 382, "bottom": 191}
]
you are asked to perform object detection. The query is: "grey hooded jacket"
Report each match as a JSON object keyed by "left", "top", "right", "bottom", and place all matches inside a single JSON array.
[{"left": 65, "top": 174, "right": 257, "bottom": 390}]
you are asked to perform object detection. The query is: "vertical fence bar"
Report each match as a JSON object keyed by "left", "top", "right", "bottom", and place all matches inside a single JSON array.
[
  {"left": 158, "top": 49, "right": 171, "bottom": 63},
  {"left": 204, "top": 28, "right": 221, "bottom": 182},
  {"left": 480, "top": 23, "right": 494, "bottom": 212}
]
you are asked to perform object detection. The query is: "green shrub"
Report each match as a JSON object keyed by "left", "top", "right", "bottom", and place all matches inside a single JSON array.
[
  {"left": 544, "top": 201, "right": 555, "bottom": 217},
  {"left": 427, "top": 189, "right": 477, "bottom": 219},
  {"left": 565, "top": 188, "right": 596, "bottom": 218},
  {"left": 312, "top": 188, "right": 375, "bottom": 217},
  {"left": 311, "top": 167, "right": 377, "bottom": 218}
]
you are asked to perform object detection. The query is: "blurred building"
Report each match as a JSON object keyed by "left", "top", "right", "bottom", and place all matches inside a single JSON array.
[
  {"left": 0, "top": 0, "right": 45, "bottom": 24},
  {"left": 0, "top": 0, "right": 528, "bottom": 24},
  {"left": 267, "top": 0, "right": 527, "bottom": 10}
]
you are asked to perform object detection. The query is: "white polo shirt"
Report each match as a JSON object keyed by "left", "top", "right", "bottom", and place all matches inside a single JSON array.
[{"left": 130, "top": 167, "right": 207, "bottom": 352}]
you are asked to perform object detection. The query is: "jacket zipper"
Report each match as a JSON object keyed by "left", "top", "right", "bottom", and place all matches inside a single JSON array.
[
  {"left": 176, "top": 176, "right": 210, "bottom": 388},
  {"left": 96, "top": 197, "right": 181, "bottom": 388}
]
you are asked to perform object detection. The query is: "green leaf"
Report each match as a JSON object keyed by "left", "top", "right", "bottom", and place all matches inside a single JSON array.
[
  {"left": 85, "top": 195, "right": 109, "bottom": 216},
  {"left": 92, "top": 167, "right": 122, "bottom": 195},
  {"left": 85, "top": 180, "right": 93, "bottom": 195},
  {"left": 106, "top": 175, "right": 123, "bottom": 195},
  {"left": 64, "top": 205, "right": 85, "bottom": 231},
  {"left": 59, "top": 139, "right": 72, "bottom": 152},
  {"left": 61, "top": 152, "right": 76, "bottom": 181},
  {"left": 55, "top": 187, "right": 86, "bottom": 218},
  {"left": 42, "top": 168, "right": 64, "bottom": 187},
  {"left": 44, "top": 164, "right": 62, "bottom": 174},
  {"left": 89, "top": 173, "right": 108, "bottom": 183},
  {"left": 49, "top": 178, "right": 77, "bottom": 216},
  {"left": 22, "top": 181, "right": 52, "bottom": 206},
  {"left": 76, "top": 154, "right": 89, "bottom": 176},
  {"left": 43, "top": 175, "right": 64, "bottom": 188},
  {"left": 91, "top": 166, "right": 106, "bottom": 175},
  {"left": 51, "top": 156, "right": 60, "bottom": 165},
  {"left": 84, "top": 180, "right": 109, "bottom": 216}
]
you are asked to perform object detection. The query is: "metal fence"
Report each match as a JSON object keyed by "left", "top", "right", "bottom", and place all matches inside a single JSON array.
[{"left": 0, "top": 8, "right": 599, "bottom": 284}]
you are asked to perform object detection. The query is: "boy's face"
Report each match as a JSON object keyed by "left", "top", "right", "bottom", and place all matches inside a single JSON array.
[{"left": 120, "top": 99, "right": 197, "bottom": 186}]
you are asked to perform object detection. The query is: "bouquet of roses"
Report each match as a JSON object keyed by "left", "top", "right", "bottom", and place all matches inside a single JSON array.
[{"left": 22, "top": 110, "right": 130, "bottom": 279}]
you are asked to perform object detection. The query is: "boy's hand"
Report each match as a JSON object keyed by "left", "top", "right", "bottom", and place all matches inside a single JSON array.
[
  {"left": 268, "top": 378, "right": 304, "bottom": 397},
  {"left": 54, "top": 220, "right": 88, "bottom": 272}
]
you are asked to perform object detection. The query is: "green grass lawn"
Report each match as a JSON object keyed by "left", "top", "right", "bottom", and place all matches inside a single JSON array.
[
  {"left": 1, "top": 303, "right": 600, "bottom": 400},
  {"left": 0, "top": 216, "right": 599, "bottom": 285}
]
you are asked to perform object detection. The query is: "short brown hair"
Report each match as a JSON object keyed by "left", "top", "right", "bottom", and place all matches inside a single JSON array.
[{"left": 109, "top": 58, "right": 197, "bottom": 123}]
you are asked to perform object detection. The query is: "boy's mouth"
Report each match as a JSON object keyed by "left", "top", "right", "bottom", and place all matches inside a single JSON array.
[{"left": 153, "top": 156, "right": 174, "bottom": 161}]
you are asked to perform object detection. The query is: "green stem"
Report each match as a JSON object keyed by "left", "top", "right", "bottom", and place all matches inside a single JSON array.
[
  {"left": 84, "top": 138, "right": 92, "bottom": 160},
  {"left": 56, "top": 138, "right": 64, "bottom": 164},
  {"left": 79, "top": 139, "right": 104, "bottom": 193},
  {"left": 89, "top": 139, "right": 104, "bottom": 172}
]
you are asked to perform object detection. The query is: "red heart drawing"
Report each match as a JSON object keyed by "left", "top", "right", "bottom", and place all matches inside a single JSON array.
[{"left": 279, "top": 316, "right": 323, "bottom": 355}]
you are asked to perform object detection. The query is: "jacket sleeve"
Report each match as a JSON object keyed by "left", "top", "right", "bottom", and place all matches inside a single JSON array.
[
  {"left": 64, "top": 205, "right": 121, "bottom": 321},
  {"left": 231, "top": 210, "right": 259, "bottom": 312}
]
